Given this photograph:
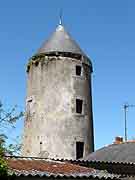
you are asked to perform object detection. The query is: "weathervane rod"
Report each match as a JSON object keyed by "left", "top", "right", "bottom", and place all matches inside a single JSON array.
[{"left": 59, "top": 9, "right": 63, "bottom": 25}]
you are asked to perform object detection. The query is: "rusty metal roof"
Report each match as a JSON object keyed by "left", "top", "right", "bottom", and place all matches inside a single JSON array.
[
  {"left": 37, "top": 25, "right": 86, "bottom": 56},
  {"left": 7, "top": 158, "right": 93, "bottom": 175},
  {"left": 6, "top": 156, "right": 120, "bottom": 179}
]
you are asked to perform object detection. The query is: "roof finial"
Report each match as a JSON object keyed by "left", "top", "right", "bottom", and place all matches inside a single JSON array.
[{"left": 59, "top": 9, "right": 63, "bottom": 25}]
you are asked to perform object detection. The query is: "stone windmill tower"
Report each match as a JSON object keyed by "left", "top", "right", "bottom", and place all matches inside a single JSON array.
[{"left": 22, "top": 22, "right": 94, "bottom": 159}]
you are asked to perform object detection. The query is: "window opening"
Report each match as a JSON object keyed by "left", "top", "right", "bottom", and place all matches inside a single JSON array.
[
  {"left": 76, "top": 142, "right": 84, "bottom": 159},
  {"left": 27, "top": 99, "right": 32, "bottom": 103},
  {"left": 76, "top": 65, "right": 82, "bottom": 76},
  {"left": 35, "top": 61, "right": 39, "bottom": 66},
  {"left": 76, "top": 99, "right": 83, "bottom": 114},
  {"left": 40, "top": 142, "right": 42, "bottom": 153}
]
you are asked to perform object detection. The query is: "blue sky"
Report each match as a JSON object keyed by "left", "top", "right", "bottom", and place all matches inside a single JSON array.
[{"left": 0, "top": 0, "right": 135, "bottom": 150}]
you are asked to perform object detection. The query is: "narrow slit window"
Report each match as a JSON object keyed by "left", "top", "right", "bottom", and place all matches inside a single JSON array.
[
  {"left": 76, "top": 65, "right": 82, "bottom": 76},
  {"left": 76, "top": 142, "right": 84, "bottom": 159},
  {"left": 40, "top": 142, "right": 42, "bottom": 153},
  {"left": 76, "top": 99, "right": 83, "bottom": 114}
]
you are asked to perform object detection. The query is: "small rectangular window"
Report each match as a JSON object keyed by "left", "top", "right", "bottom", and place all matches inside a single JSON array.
[
  {"left": 76, "top": 99, "right": 83, "bottom": 114},
  {"left": 76, "top": 142, "right": 84, "bottom": 159},
  {"left": 40, "top": 142, "right": 42, "bottom": 153},
  {"left": 76, "top": 65, "right": 82, "bottom": 76}
]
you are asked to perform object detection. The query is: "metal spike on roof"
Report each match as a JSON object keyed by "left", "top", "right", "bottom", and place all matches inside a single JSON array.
[
  {"left": 37, "top": 24, "right": 86, "bottom": 55},
  {"left": 59, "top": 9, "right": 63, "bottom": 25}
]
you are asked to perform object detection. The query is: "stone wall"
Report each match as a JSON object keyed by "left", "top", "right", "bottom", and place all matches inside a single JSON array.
[{"left": 22, "top": 55, "right": 94, "bottom": 159}]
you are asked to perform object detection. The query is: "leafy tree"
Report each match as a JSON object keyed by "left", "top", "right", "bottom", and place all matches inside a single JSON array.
[
  {"left": 0, "top": 101, "right": 23, "bottom": 176},
  {"left": 0, "top": 101, "right": 23, "bottom": 155},
  {"left": 0, "top": 140, "right": 8, "bottom": 176}
]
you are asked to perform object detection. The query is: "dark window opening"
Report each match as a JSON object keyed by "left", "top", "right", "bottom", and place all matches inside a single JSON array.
[
  {"left": 76, "top": 99, "right": 83, "bottom": 114},
  {"left": 44, "top": 51, "right": 82, "bottom": 60},
  {"left": 76, "top": 142, "right": 84, "bottom": 159},
  {"left": 27, "top": 99, "right": 32, "bottom": 103},
  {"left": 35, "top": 61, "right": 39, "bottom": 66},
  {"left": 76, "top": 65, "right": 82, "bottom": 76},
  {"left": 40, "top": 142, "right": 42, "bottom": 153},
  {"left": 27, "top": 65, "right": 30, "bottom": 73}
]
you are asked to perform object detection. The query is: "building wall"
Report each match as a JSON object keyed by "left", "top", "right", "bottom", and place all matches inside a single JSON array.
[{"left": 22, "top": 55, "right": 94, "bottom": 159}]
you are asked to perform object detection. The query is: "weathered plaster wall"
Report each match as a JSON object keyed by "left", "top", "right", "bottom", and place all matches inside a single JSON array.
[{"left": 22, "top": 55, "right": 94, "bottom": 159}]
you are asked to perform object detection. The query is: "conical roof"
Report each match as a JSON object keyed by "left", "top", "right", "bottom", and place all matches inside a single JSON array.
[{"left": 37, "top": 24, "right": 85, "bottom": 55}]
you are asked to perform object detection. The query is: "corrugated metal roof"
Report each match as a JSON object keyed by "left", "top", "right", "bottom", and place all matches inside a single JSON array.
[
  {"left": 6, "top": 156, "right": 120, "bottom": 179},
  {"left": 37, "top": 25, "right": 86, "bottom": 56},
  {"left": 7, "top": 158, "right": 94, "bottom": 175},
  {"left": 83, "top": 142, "right": 135, "bottom": 163}
]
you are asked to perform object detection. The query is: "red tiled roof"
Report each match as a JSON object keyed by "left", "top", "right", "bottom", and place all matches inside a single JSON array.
[{"left": 7, "top": 158, "right": 94, "bottom": 175}]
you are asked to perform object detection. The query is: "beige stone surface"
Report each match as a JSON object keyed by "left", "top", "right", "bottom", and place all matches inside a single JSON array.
[{"left": 22, "top": 55, "right": 94, "bottom": 159}]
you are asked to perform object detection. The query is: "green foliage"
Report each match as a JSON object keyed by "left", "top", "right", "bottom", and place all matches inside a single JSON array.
[
  {"left": 0, "top": 101, "right": 24, "bottom": 155},
  {"left": 0, "top": 101, "right": 24, "bottom": 176},
  {"left": 0, "top": 146, "right": 7, "bottom": 176},
  {"left": 0, "top": 102, "right": 23, "bottom": 129},
  {"left": 0, "top": 156, "right": 7, "bottom": 176},
  {"left": 6, "top": 138, "right": 22, "bottom": 155},
  {"left": 0, "top": 129, "right": 8, "bottom": 176}
]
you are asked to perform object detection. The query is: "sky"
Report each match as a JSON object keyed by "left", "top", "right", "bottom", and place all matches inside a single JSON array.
[{"left": 0, "top": 0, "right": 135, "bottom": 150}]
